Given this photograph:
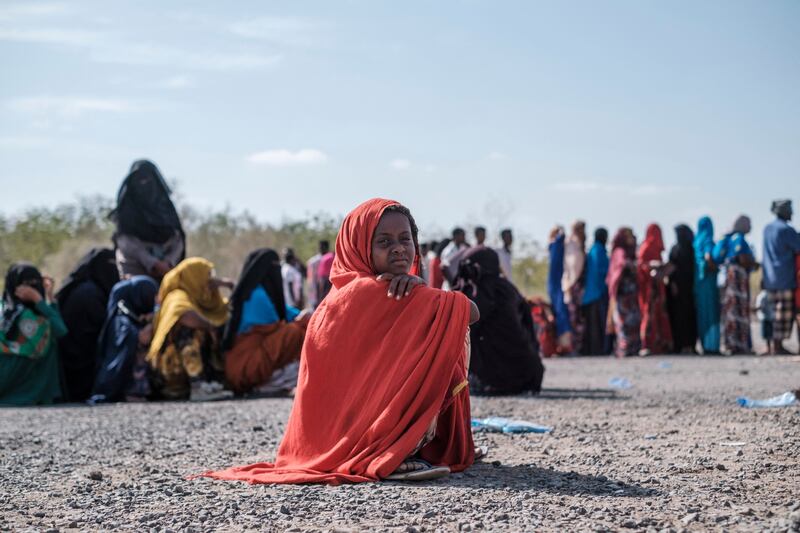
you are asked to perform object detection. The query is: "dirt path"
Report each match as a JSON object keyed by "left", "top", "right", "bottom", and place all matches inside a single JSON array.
[{"left": 1, "top": 355, "right": 799, "bottom": 532}]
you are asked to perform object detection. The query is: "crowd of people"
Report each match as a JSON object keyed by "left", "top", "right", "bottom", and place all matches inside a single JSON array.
[
  {"left": 1, "top": 159, "right": 799, "bottom": 411},
  {"left": 544, "top": 203, "right": 800, "bottom": 359},
  {"left": 1, "top": 158, "right": 799, "bottom": 483}
]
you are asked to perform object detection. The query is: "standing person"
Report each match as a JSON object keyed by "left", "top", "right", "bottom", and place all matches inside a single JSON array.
[
  {"left": 637, "top": 224, "right": 672, "bottom": 355},
  {"left": 454, "top": 247, "right": 544, "bottom": 395},
  {"left": 306, "top": 240, "right": 330, "bottom": 309},
  {"left": 581, "top": 227, "right": 609, "bottom": 355},
  {"left": 428, "top": 239, "right": 450, "bottom": 289},
  {"left": 440, "top": 228, "right": 470, "bottom": 289},
  {"left": 317, "top": 249, "right": 335, "bottom": 302},
  {"left": 694, "top": 216, "right": 721, "bottom": 354},
  {"left": 666, "top": 225, "right": 698, "bottom": 353},
  {"left": 223, "top": 249, "right": 311, "bottom": 396},
  {"left": 714, "top": 215, "right": 756, "bottom": 355},
  {"left": 474, "top": 226, "right": 487, "bottom": 246},
  {"left": 496, "top": 229, "right": 514, "bottom": 283},
  {"left": 562, "top": 220, "right": 587, "bottom": 353},
  {"left": 147, "top": 258, "right": 233, "bottom": 401},
  {"left": 762, "top": 200, "right": 800, "bottom": 354},
  {"left": 282, "top": 248, "right": 305, "bottom": 309},
  {"left": 547, "top": 226, "right": 572, "bottom": 353},
  {"left": 607, "top": 228, "right": 641, "bottom": 358},
  {"left": 110, "top": 160, "right": 185, "bottom": 280},
  {"left": 201, "top": 198, "right": 479, "bottom": 484},
  {"left": 55, "top": 248, "right": 120, "bottom": 401},
  {"left": 1, "top": 263, "right": 67, "bottom": 405}
]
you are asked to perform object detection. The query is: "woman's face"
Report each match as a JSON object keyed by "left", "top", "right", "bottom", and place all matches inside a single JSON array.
[{"left": 371, "top": 211, "right": 416, "bottom": 275}]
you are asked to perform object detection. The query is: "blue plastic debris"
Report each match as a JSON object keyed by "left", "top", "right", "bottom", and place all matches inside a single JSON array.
[
  {"left": 608, "top": 377, "right": 633, "bottom": 390},
  {"left": 736, "top": 391, "right": 797, "bottom": 408},
  {"left": 472, "top": 417, "right": 553, "bottom": 434}
]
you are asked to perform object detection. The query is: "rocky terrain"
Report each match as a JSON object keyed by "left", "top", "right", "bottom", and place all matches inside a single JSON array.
[{"left": 2, "top": 355, "right": 799, "bottom": 532}]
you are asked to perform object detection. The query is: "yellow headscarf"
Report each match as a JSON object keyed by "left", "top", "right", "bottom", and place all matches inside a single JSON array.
[{"left": 147, "top": 257, "right": 230, "bottom": 360}]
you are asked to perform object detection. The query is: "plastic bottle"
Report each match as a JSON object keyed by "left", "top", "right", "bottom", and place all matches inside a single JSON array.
[{"left": 736, "top": 391, "right": 797, "bottom": 408}]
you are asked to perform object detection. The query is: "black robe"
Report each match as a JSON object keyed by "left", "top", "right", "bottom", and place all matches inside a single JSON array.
[{"left": 666, "top": 225, "right": 698, "bottom": 352}]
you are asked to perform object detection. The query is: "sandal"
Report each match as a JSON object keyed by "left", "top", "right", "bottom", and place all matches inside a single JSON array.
[
  {"left": 474, "top": 445, "right": 488, "bottom": 461},
  {"left": 385, "top": 458, "right": 450, "bottom": 481}
]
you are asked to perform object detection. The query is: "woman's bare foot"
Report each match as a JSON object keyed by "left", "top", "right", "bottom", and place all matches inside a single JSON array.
[{"left": 385, "top": 458, "right": 450, "bottom": 481}]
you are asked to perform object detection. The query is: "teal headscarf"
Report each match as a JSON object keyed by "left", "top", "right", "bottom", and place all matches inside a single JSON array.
[{"left": 693, "top": 216, "right": 715, "bottom": 280}]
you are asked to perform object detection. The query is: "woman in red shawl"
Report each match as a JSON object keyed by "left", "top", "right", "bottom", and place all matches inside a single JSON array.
[
  {"left": 201, "top": 198, "right": 479, "bottom": 484},
  {"left": 637, "top": 224, "right": 673, "bottom": 355},
  {"left": 606, "top": 227, "right": 641, "bottom": 357}
]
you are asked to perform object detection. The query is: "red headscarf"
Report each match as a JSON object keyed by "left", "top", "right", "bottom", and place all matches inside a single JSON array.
[
  {"left": 637, "top": 223, "right": 665, "bottom": 263},
  {"left": 200, "top": 198, "right": 474, "bottom": 484},
  {"left": 606, "top": 227, "right": 635, "bottom": 298}
]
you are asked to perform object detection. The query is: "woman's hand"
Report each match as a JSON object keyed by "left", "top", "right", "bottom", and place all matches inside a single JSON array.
[
  {"left": 14, "top": 285, "right": 43, "bottom": 305},
  {"left": 209, "top": 277, "right": 235, "bottom": 291},
  {"left": 43, "top": 276, "right": 55, "bottom": 302},
  {"left": 376, "top": 273, "right": 426, "bottom": 299},
  {"left": 468, "top": 299, "right": 480, "bottom": 324}
]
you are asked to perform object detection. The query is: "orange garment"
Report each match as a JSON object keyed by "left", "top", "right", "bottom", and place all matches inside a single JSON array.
[
  {"left": 224, "top": 320, "right": 308, "bottom": 394},
  {"left": 201, "top": 198, "right": 474, "bottom": 484}
]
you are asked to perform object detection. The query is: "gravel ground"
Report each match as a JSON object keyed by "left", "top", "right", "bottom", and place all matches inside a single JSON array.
[{"left": 2, "top": 354, "right": 800, "bottom": 533}]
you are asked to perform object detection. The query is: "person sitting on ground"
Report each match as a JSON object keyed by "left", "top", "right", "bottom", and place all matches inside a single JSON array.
[
  {"left": 222, "top": 249, "right": 311, "bottom": 397},
  {"left": 147, "top": 258, "right": 233, "bottom": 401},
  {"left": 110, "top": 160, "right": 185, "bottom": 280},
  {"left": 56, "top": 248, "right": 120, "bottom": 402},
  {"left": 91, "top": 276, "right": 158, "bottom": 403},
  {"left": 0, "top": 263, "right": 67, "bottom": 405},
  {"left": 455, "top": 247, "right": 544, "bottom": 395},
  {"left": 200, "top": 198, "right": 480, "bottom": 484}
]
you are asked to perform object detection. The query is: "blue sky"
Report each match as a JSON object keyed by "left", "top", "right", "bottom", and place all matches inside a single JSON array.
[{"left": 1, "top": 0, "right": 798, "bottom": 254}]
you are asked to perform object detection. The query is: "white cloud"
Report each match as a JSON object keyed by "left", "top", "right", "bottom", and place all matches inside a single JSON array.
[
  {"left": 157, "top": 75, "right": 194, "bottom": 89},
  {"left": 551, "top": 181, "right": 685, "bottom": 196},
  {"left": 488, "top": 151, "right": 508, "bottom": 161},
  {"left": 6, "top": 96, "right": 138, "bottom": 117},
  {"left": 390, "top": 158, "right": 411, "bottom": 170},
  {"left": 0, "top": 27, "right": 99, "bottom": 46},
  {"left": 247, "top": 149, "right": 328, "bottom": 166},
  {"left": 228, "top": 16, "right": 322, "bottom": 47},
  {"left": 0, "top": 3, "right": 68, "bottom": 21}
]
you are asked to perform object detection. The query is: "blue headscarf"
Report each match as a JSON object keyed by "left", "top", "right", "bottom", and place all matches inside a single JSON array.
[
  {"left": 547, "top": 233, "right": 571, "bottom": 336},
  {"left": 91, "top": 276, "right": 158, "bottom": 403},
  {"left": 694, "top": 216, "right": 715, "bottom": 280}
]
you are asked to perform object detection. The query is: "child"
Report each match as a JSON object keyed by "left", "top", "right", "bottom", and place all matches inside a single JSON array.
[
  {"left": 754, "top": 284, "right": 773, "bottom": 355},
  {"left": 200, "top": 198, "right": 480, "bottom": 484}
]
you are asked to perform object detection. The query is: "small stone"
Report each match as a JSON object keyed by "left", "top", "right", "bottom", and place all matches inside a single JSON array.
[
  {"left": 715, "top": 464, "right": 727, "bottom": 471},
  {"left": 33, "top": 511, "right": 46, "bottom": 518},
  {"left": 87, "top": 471, "right": 103, "bottom": 481},
  {"left": 491, "top": 460, "right": 502, "bottom": 467},
  {"left": 68, "top": 521, "right": 79, "bottom": 528},
  {"left": 681, "top": 513, "right": 698, "bottom": 525},
  {"left": 423, "top": 511, "right": 436, "bottom": 519},
  {"left": 279, "top": 504, "right": 291, "bottom": 515},
  {"left": 252, "top": 425, "right": 264, "bottom": 432}
]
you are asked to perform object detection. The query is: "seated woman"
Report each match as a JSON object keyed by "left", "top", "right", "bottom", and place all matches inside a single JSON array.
[
  {"left": 56, "top": 247, "right": 120, "bottom": 401},
  {"left": 147, "top": 258, "right": 233, "bottom": 401},
  {"left": 455, "top": 247, "right": 544, "bottom": 395},
  {"left": 222, "top": 248, "right": 310, "bottom": 396},
  {"left": 110, "top": 160, "right": 185, "bottom": 280},
  {"left": 1, "top": 263, "right": 68, "bottom": 405},
  {"left": 91, "top": 276, "right": 158, "bottom": 403},
  {"left": 200, "top": 198, "right": 480, "bottom": 484}
]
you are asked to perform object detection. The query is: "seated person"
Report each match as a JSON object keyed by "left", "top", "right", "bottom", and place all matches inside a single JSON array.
[
  {"left": 110, "top": 160, "right": 185, "bottom": 280},
  {"left": 1, "top": 263, "right": 68, "bottom": 405},
  {"left": 201, "top": 198, "right": 480, "bottom": 484},
  {"left": 222, "top": 248, "right": 310, "bottom": 396},
  {"left": 147, "top": 258, "right": 233, "bottom": 401},
  {"left": 56, "top": 247, "right": 120, "bottom": 401},
  {"left": 91, "top": 276, "right": 158, "bottom": 403},
  {"left": 455, "top": 247, "right": 545, "bottom": 395}
]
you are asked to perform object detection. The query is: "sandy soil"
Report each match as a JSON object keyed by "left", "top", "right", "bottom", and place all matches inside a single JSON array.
[{"left": 1, "top": 355, "right": 799, "bottom": 533}]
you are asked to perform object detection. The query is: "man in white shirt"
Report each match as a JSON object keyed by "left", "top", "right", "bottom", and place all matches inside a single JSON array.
[
  {"left": 282, "top": 248, "right": 305, "bottom": 309},
  {"left": 496, "top": 228, "right": 514, "bottom": 283},
  {"left": 440, "top": 227, "right": 470, "bottom": 289}
]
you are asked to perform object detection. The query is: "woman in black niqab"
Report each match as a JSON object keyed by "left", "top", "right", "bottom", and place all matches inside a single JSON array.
[
  {"left": 222, "top": 248, "right": 286, "bottom": 352},
  {"left": 2, "top": 263, "right": 46, "bottom": 336},
  {"left": 666, "top": 224, "right": 698, "bottom": 353},
  {"left": 110, "top": 160, "right": 186, "bottom": 278},
  {"left": 455, "top": 247, "right": 544, "bottom": 395},
  {"left": 56, "top": 248, "right": 120, "bottom": 401}
]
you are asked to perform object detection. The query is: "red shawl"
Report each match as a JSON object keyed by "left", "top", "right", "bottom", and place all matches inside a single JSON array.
[
  {"left": 200, "top": 198, "right": 474, "bottom": 484},
  {"left": 637, "top": 224, "right": 665, "bottom": 310},
  {"left": 606, "top": 229, "right": 635, "bottom": 299}
]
